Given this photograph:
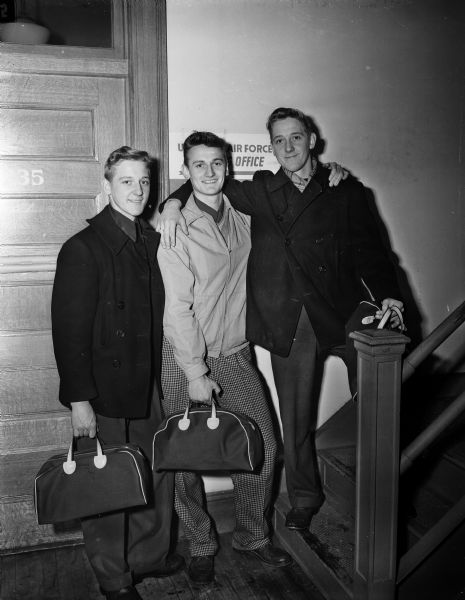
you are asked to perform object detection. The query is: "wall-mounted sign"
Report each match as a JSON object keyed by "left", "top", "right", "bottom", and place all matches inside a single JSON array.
[{"left": 169, "top": 132, "right": 280, "bottom": 181}]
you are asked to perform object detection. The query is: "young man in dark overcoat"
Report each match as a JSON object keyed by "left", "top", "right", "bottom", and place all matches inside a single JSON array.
[{"left": 51, "top": 146, "right": 183, "bottom": 600}]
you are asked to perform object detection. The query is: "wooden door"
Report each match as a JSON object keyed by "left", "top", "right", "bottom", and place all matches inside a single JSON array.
[{"left": 0, "top": 0, "right": 168, "bottom": 551}]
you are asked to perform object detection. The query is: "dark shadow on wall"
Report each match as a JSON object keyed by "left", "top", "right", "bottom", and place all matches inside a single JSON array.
[{"left": 309, "top": 112, "right": 425, "bottom": 357}]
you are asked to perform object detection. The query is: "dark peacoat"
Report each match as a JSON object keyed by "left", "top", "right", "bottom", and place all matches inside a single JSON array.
[
  {"left": 224, "top": 165, "right": 401, "bottom": 355},
  {"left": 167, "top": 163, "right": 401, "bottom": 356},
  {"left": 51, "top": 205, "right": 164, "bottom": 418}
]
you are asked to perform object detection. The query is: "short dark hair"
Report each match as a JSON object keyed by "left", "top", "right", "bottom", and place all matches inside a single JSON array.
[
  {"left": 183, "top": 131, "right": 228, "bottom": 165},
  {"left": 104, "top": 146, "right": 152, "bottom": 181},
  {"left": 266, "top": 107, "right": 316, "bottom": 139}
]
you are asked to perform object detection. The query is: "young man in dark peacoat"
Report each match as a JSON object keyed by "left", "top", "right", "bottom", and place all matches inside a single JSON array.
[
  {"left": 51, "top": 147, "right": 183, "bottom": 600},
  {"left": 158, "top": 107, "right": 403, "bottom": 534}
]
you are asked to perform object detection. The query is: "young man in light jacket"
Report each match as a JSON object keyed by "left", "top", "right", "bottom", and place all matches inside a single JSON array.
[{"left": 157, "top": 131, "right": 292, "bottom": 585}]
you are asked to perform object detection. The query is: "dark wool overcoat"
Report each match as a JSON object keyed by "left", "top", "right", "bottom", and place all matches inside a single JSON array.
[{"left": 51, "top": 206, "right": 164, "bottom": 418}]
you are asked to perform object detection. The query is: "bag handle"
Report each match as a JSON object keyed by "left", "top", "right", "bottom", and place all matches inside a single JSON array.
[
  {"left": 63, "top": 436, "right": 107, "bottom": 475},
  {"left": 377, "top": 305, "right": 405, "bottom": 331},
  {"left": 178, "top": 396, "right": 220, "bottom": 432}
]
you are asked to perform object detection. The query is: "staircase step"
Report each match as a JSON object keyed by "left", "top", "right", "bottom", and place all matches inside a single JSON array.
[
  {"left": 413, "top": 451, "right": 465, "bottom": 505},
  {"left": 319, "top": 446, "right": 355, "bottom": 517},
  {"left": 402, "top": 484, "right": 455, "bottom": 548},
  {"left": 398, "top": 511, "right": 465, "bottom": 600},
  {"left": 316, "top": 401, "right": 356, "bottom": 451},
  {"left": 274, "top": 493, "right": 353, "bottom": 600}
]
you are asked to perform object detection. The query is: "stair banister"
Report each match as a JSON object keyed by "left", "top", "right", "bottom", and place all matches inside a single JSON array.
[
  {"left": 400, "top": 388, "right": 465, "bottom": 475},
  {"left": 350, "top": 328, "right": 409, "bottom": 600},
  {"left": 402, "top": 300, "right": 465, "bottom": 383}
]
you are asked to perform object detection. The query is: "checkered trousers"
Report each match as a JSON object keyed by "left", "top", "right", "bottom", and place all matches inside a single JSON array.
[{"left": 161, "top": 337, "right": 278, "bottom": 557}]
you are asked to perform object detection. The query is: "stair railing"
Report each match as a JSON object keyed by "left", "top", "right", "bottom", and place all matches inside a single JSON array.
[
  {"left": 350, "top": 328, "right": 409, "bottom": 600},
  {"left": 402, "top": 300, "right": 465, "bottom": 383},
  {"left": 400, "top": 388, "right": 465, "bottom": 474},
  {"left": 350, "top": 299, "right": 465, "bottom": 600}
]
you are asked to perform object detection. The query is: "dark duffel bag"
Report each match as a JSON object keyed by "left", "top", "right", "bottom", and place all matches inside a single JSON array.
[
  {"left": 152, "top": 400, "right": 263, "bottom": 473},
  {"left": 34, "top": 436, "right": 151, "bottom": 524}
]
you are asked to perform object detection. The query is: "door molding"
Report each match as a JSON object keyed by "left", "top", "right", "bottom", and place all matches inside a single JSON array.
[{"left": 126, "top": 0, "right": 169, "bottom": 206}]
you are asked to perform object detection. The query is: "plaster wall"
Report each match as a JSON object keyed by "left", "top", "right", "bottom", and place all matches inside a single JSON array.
[{"left": 166, "top": 0, "right": 465, "bottom": 490}]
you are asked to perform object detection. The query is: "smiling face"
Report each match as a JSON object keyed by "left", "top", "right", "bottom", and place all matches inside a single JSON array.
[
  {"left": 104, "top": 159, "right": 151, "bottom": 220},
  {"left": 182, "top": 144, "right": 227, "bottom": 205},
  {"left": 270, "top": 117, "right": 316, "bottom": 178}
]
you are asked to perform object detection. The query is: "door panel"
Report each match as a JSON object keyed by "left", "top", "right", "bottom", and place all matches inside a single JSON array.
[
  {"left": 0, "top": 197, "right": 99, "bottom": 244},
  {"left": 0, "top": 107, "right": 95, "bottom": 156},
  {"left": 0, "top": 72, "right": 99, "bottom": 105},
  {"left": 0, "top": 0, "right": 169, "bottom": 555},
  {"left": 0, "top": 369, "right": 59, "bottom": 415},
  {"left": 1, "top": 284, "right": 52, "bottom": 330},
  {"left": 0, "top": 160, "right": 101, "bottom": 195},
  {"left": 0, "top": 71, "right": 127, "bottom": 550}
]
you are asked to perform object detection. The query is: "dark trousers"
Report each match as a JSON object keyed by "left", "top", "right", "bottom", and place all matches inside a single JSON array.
[
  {"left": 270, "top": 308, "right": 350, "bottom": 510},
  {"left": 80, "top": 391, "right": 174, "bottom": 592}
]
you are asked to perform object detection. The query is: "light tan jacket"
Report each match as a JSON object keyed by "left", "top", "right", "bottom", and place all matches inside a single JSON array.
[{"left": 157, "top": 194, "right": 251, "bottom": 381}]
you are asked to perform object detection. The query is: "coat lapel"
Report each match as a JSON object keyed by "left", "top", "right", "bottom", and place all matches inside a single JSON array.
[
  {"left": 141, "top": 223, "right": 160, "bottom": 266},
  {"left": 87, "top": 206, "right": 129, "bottom": 254},
  {"left": 266, "top": 167, "right": 326, "bottom": 235}
]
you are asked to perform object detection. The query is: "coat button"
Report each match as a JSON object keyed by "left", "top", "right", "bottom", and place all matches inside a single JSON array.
[
  {"left": 276, "top": 215, "right": 284, "bottom": 222},
  {"left": 112, "top": 359, "right": 121, "bottom": 369},
  {"left": 116, "top": 329, "right": 125, "bottom": 338},
  {"left": 284, "top": 238, "right": 291, "bottom": 246},
  {"left": 117, "top": 301, "right": 125, "bottom": 309},
  {"left": 318, "top": 265, "right": 327, "bottom": 272}
]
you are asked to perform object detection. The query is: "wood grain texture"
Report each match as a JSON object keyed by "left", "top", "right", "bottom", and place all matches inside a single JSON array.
[
  {"left": 0, "top": 197, "right": 98, "bottom": 245},
  {"left": 0, "top": 413, "right": 72, "bottom": 453},
  {"left": 0, "top": 495, "right": 81, "bottom": 551},
  {"left": 0, "top": 332, "right": 55, "bottom": 369},
  {"left": 0, "top": 284, "right": 52, "bottom": 331},
  {"left": 0, "top": 449, "right": 68, "bottom": 497},
  {"left": 0, "top": 50, "right": 128, "bottom": 75},
  {"left": 0, "top": 368, "right": 60, "bottom": 416},
  {"left": 0, "top": 72, "right": 99, "bottom": 106},
  {"left": 126, "top": 0, "right": 169, "bottom": 208},
  {"left": 0, "top": 108, "right": 94, "bottom": 157}
]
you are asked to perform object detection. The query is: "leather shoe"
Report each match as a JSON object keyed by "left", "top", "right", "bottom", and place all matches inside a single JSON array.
[
  {"left": 234, "top": 543, "right": 292, "bottom": 567},
  {"left": 104, "top": 586, "right": 142, "bottom": 600},
  {"left": 134, "top": 552, "right": 185, "bottom": 582},
  {"left": 285, "top": 507, "right": 317, "bottom": 531},
  {"left": 188, "top": 556, "right": 215, "bottom": 584}
]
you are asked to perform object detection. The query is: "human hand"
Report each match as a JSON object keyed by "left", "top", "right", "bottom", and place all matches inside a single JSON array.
[
  {"left": 70, "top": 401, "right": 97, "bottom": 438},
  {"left": 377, "top": 298, "right": 405, "bottom": 330},
  {"left": 188, "top": 375, "right": 222, "bottom": 405},
  {"left": 155, "top": 199, "right": 188, "bottom": 248},
  {"left": 325, "top": 162, "right": 349, "bottom": 187}
]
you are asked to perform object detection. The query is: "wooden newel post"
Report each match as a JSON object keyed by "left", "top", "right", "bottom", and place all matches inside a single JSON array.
[{"left": 350, "top": 329, "right": 409, "bottom": 600}]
